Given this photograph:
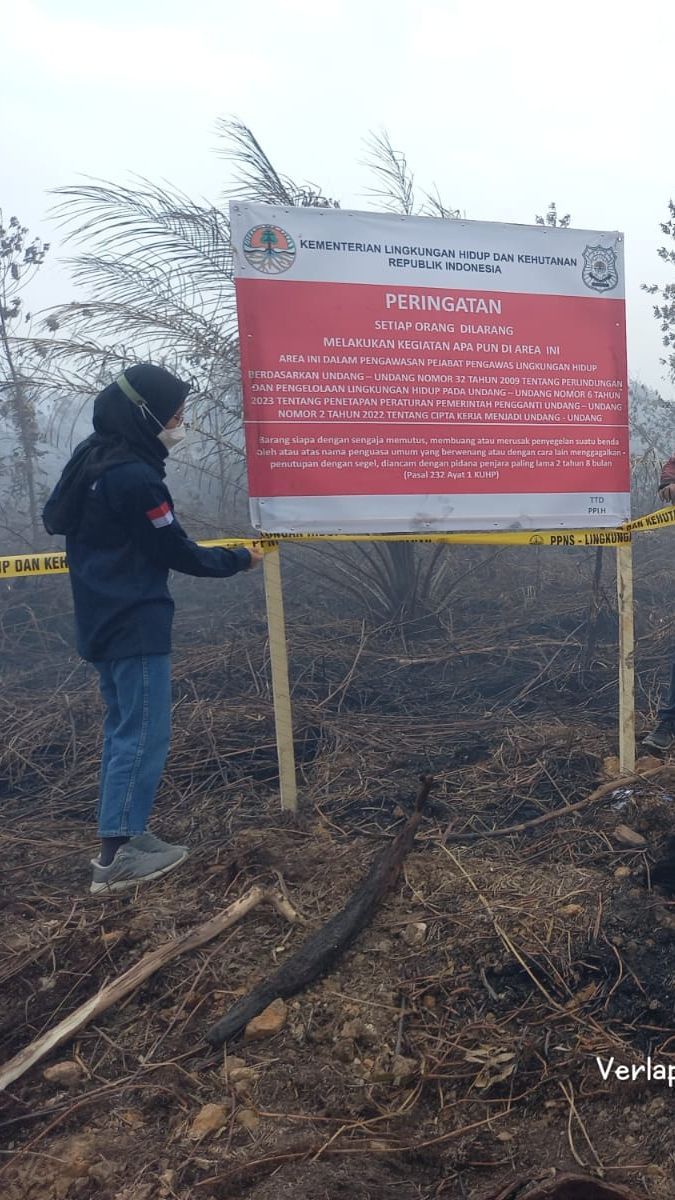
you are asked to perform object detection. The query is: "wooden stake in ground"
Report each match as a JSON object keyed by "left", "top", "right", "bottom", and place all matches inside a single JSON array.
[
  {"left": 263, "top": 544, "right": 298, "bottom": 812},
  {"left": 616, "top": 542, "right": 635, "bottom": 774},
  {"left": 205, "top": 775, "right": 435, "bottom": 1048},
  {"left": 0, "top": 886, "right": 299, "bottom": 1093}
]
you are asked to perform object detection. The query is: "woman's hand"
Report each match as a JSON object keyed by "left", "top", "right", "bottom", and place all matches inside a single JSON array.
[{"left": 246, "top": 548, "right": 265, "bottom": 568}]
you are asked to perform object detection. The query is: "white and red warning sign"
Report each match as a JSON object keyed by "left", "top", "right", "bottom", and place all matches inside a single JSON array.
[{"left": 230, "top": 203, "right": 629, "bottom": 534}]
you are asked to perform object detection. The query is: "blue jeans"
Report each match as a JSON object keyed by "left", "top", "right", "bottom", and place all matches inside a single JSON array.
[{"left": 94, "top": 655, "right": 172, "bottom": 837}]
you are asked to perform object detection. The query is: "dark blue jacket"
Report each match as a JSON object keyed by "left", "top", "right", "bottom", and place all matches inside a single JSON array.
[{"left": 66, "top": 461, "right": 251, "bottom": 662}]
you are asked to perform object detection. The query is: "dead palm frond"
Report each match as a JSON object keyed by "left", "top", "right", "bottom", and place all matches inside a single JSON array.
[
  {"left": 421, "top": 185, "right": 462, "bottom": 220},
  {"left": 216, "top": 119, "right": 339, "bottom": 209},
  {"left": 51, "top": 179, "right": 233, "bottom": 300},
  {"left": 363, "top": 131, "right": 416, "bottom": 215}
]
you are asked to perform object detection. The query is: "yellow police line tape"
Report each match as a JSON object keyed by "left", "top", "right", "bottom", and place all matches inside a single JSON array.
[{"left": 2, "top": 505, "right": 674, "bottom": 580}]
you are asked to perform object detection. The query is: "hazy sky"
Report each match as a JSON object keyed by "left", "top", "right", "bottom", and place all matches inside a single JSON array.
[{"left": 3, "top": 0, "right": 674, "bottom": 394}]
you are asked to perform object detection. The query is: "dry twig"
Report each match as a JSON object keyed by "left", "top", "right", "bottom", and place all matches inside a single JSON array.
[{"left": 0, "top": 885, "right": 299, "bottom": 1091}]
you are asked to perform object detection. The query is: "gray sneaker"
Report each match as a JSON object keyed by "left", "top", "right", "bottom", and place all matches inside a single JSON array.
[
  {"left": 90, "top": 841, "right": 188, "bottom": 895},
  {"left": 130, "top": 831, "right": 189, "bottom": 855}
]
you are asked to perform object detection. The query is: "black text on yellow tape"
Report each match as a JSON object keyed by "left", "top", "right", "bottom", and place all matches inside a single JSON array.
[
  {"left": 625, "top": 506, "right": 675, "bottom": 533},
  {"left": 2, "top": 505, "right": 674, "bottom": 578},
  {"left": 525, "top": 529, "right": 632, "bottom": 548},
  {"left": 255, "top": 528, "right": 634, "bottom": 548},
  {"left": 0, "top": 552, "right": 69, "bottom": 579}
]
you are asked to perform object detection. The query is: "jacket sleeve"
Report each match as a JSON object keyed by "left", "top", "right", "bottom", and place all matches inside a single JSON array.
[
  {"left": 109, "top": 472, "right": 252, "bottom": 578},
  {"left": 660, "top": 456, "right": 675, "bottom": 491}
]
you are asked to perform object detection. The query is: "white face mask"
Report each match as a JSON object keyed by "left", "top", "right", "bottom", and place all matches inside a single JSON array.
[{"left": 158, "top": 423, "right": 187, "bottom": 451}]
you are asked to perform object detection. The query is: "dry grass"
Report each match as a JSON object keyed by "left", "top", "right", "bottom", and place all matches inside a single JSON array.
[{"left": 1, "top": 546, "right": 675, "bottom": 1198}]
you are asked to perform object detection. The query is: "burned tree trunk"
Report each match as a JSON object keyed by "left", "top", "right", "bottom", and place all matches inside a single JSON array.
[{"left": 205, "top": 775, "right": 434, "bottom": 1048}]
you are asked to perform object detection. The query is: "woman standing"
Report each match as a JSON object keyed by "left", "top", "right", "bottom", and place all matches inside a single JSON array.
[{"left": 44, "top": 364, "right": 262, "bottom": 894}]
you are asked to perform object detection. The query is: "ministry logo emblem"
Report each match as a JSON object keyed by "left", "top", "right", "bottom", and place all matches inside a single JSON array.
[
  {"left": 582, "top": 245, "right": 619, "bottom": 292},
  {"left": 243, "top": 225, "right": 297, "bottom": 274}
]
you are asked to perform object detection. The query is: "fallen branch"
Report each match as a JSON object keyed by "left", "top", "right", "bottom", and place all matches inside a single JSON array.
[
  {"left": 486, "top": 1174, "right": 644, "bottom": 1200},
  {"left": 443, "top": 766, "right": 674, "bottom": 842},
  {"left": 0, "top": 885, "right": 299, "bottom": 1092},
  {"left": 193, "top": 1106, "right": 511, "bottom": 1190},
  {"left": 205, "top": 775, "right": 435, "bottom": 1048}
]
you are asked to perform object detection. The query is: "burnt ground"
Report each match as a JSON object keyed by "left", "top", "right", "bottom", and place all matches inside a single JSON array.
[{"left": 1, "top": 544, "right": 675, "bottom": 1200}]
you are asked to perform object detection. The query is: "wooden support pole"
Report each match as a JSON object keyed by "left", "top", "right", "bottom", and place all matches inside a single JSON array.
[
  {"left": 263, "top": 545, "right": 298, "bottom": 812},
  {"left": 616, "top": 542, "right": 636, "bottom": 773}
]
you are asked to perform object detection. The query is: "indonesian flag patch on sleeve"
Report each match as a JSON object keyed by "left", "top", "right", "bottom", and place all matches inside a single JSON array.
[{"left": 146, "top": 501, "right": 174, "bottom": 529}]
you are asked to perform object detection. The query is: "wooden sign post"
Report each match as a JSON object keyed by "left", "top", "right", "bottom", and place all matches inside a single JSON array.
[
  {"left": 262, "top": 545, "right": 298, "bottom": 811},
  {"left": 616, "top": 543, "right": 636, "bottom": 773}
]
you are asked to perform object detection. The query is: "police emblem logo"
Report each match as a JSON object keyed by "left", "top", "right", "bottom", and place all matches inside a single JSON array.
[
  {"left": 529, "top": 534, "right": 545, "bottom": 545},
  {"left": 243, "top": 225, "right": 297, "bottom": 274},
  {"left": 582, "top": 245, "right": 619, "bottom": 292}
]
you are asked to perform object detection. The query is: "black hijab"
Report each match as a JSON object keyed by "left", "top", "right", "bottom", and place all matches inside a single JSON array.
[{"left": 43, "top": 364, "right": 189, "bottom": 536}]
